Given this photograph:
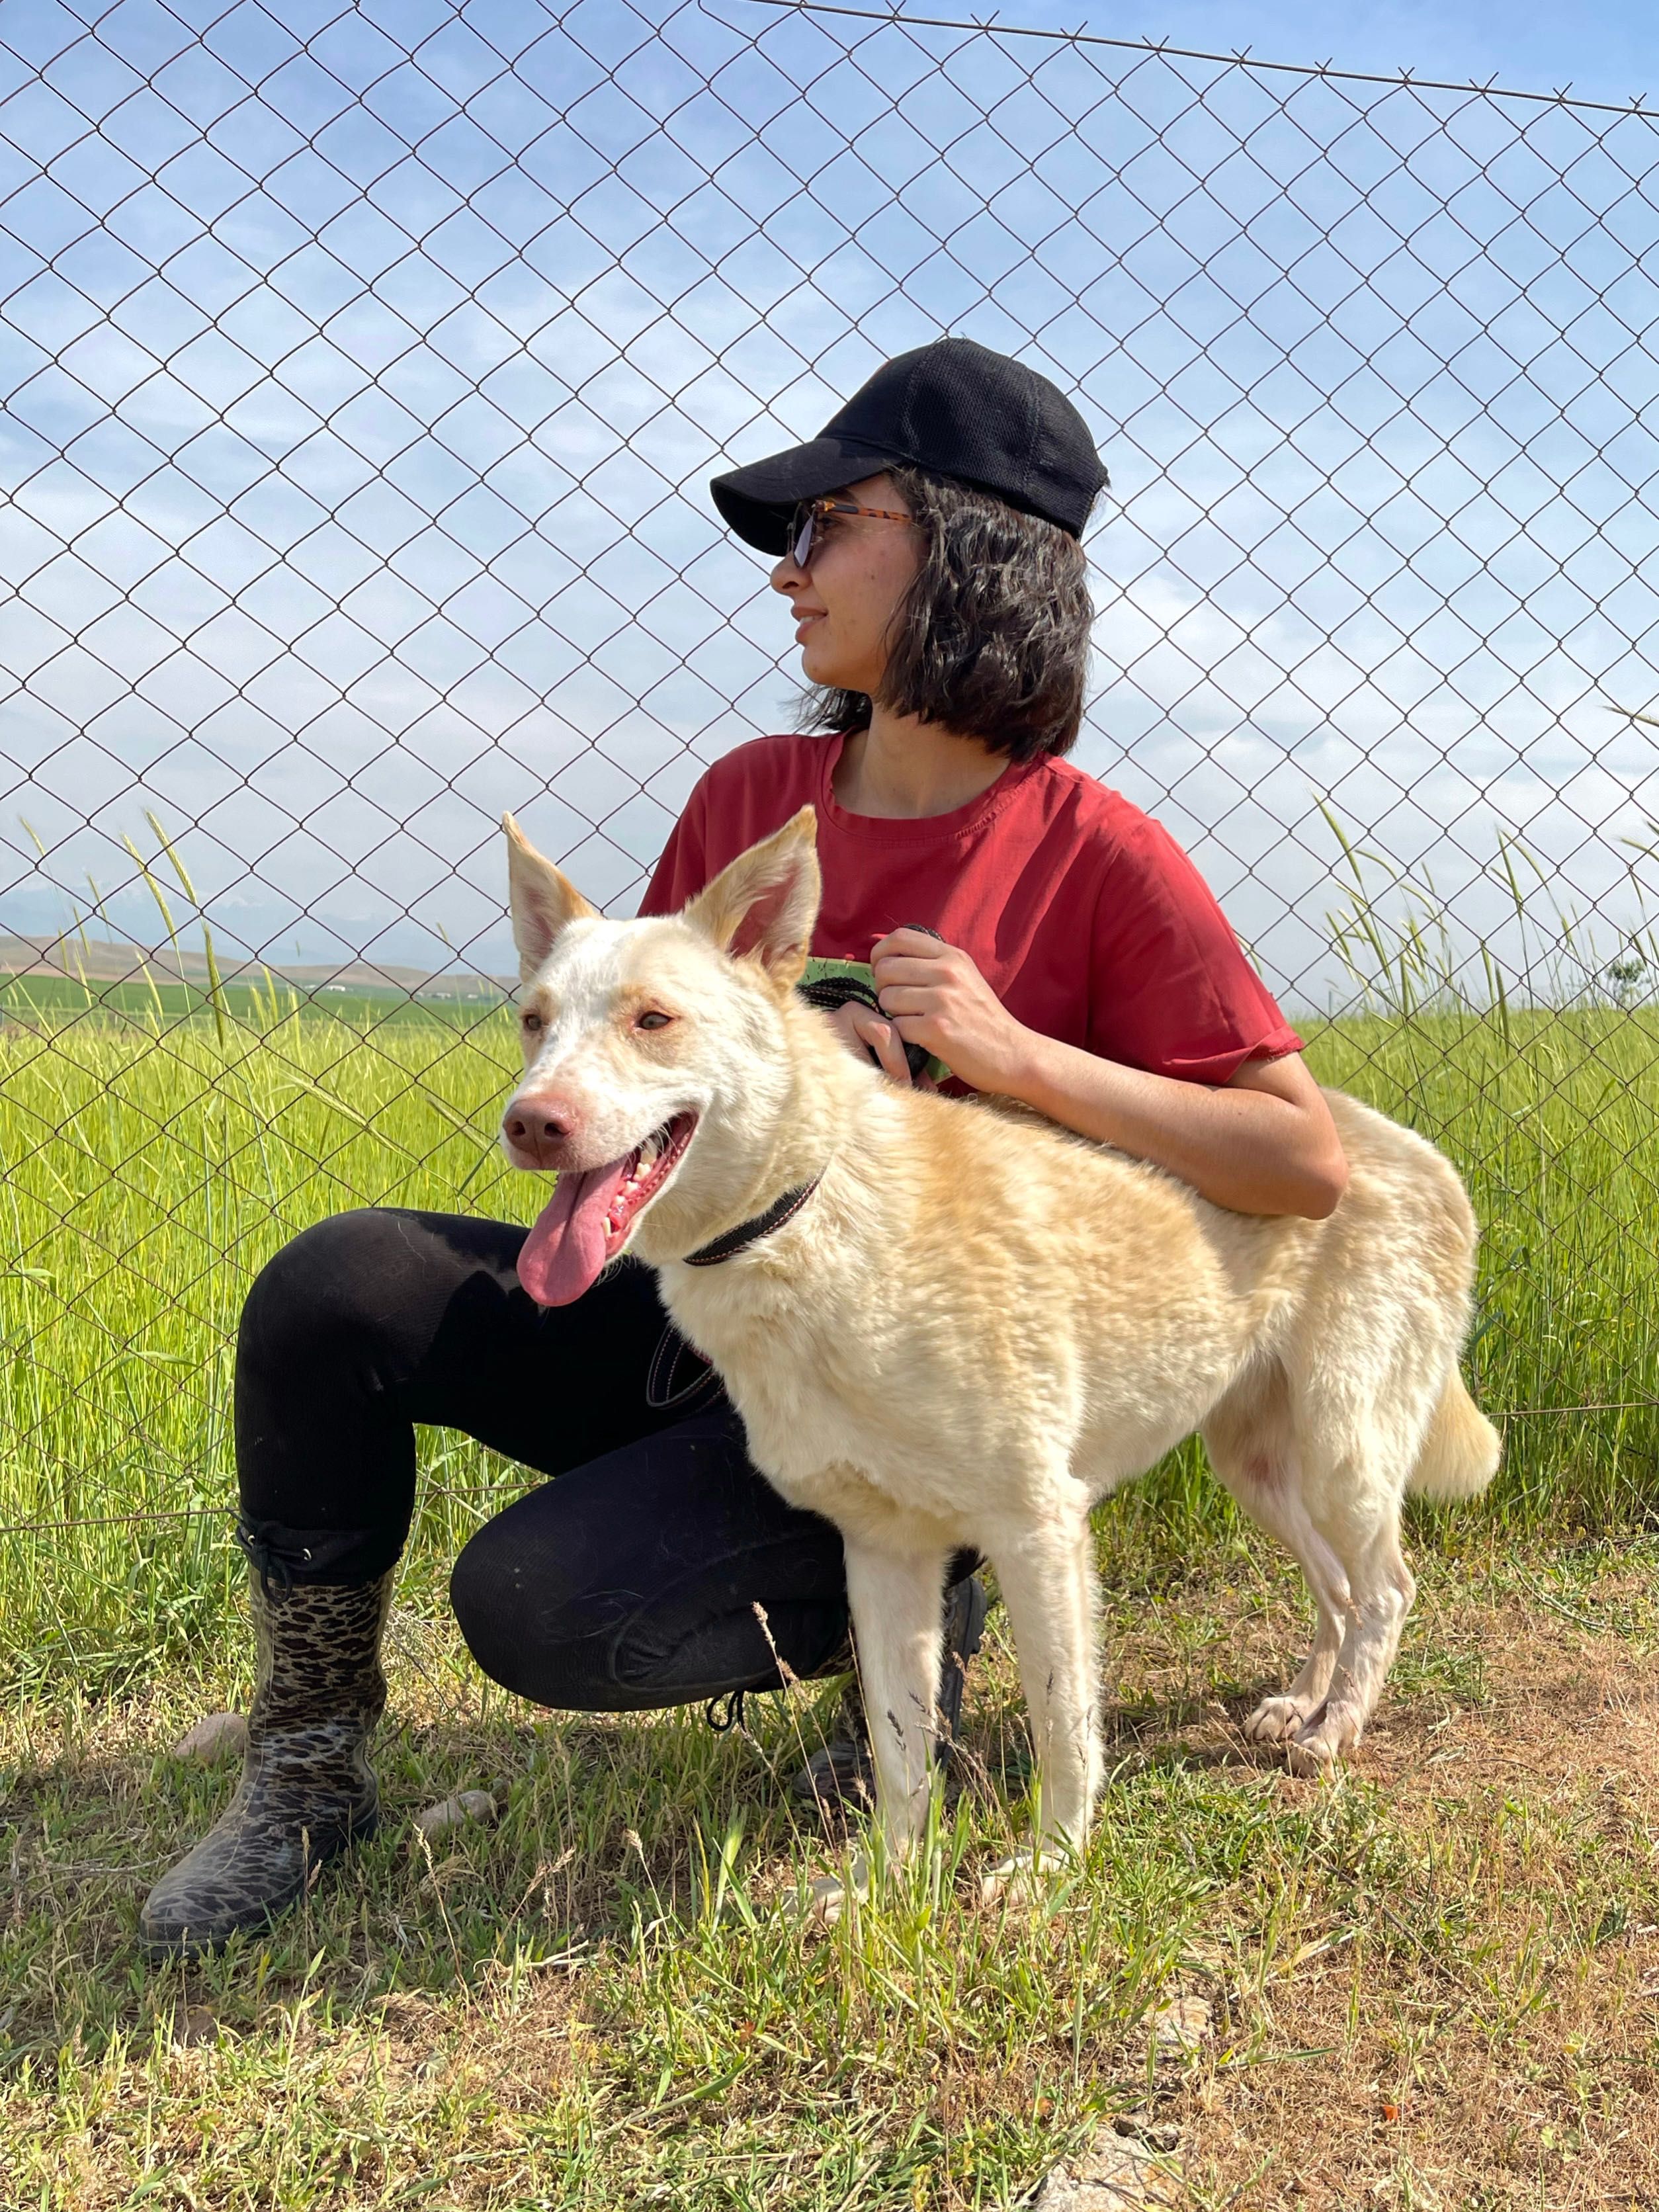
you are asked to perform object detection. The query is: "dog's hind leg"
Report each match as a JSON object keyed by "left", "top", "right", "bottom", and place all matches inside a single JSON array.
[
  {"left": 1203, "top": 1362, "right": 1352, "bottom": 1748},
  {"left": 1285, "top": 1482, "right": 1415, "bottom": 1777},
  {"left": 1236, "top": 1498, "right": 1349, "bottom": 1748},
  {"left": 1278, "top": 1346, "right": 1440, "bottom": 1775},
  {"left": 990, "top": 1509, "right": 1101, "bottom": 1857},
  {"left": 842, "top": 1538, "right": 953, "bottom": 1861}
]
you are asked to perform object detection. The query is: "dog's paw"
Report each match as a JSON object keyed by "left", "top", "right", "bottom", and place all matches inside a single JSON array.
[
  {"left": 1286, "top": 1705, "right": 1362, "bottom": 1777},
  {"left": 978, "top": 1848, "right": 1041, "bottom": 1908},
  {"left": 1243, "top": 1693, "right": 1318, "bottom": 1744}
]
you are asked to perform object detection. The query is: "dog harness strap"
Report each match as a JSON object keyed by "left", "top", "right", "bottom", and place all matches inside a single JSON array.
[
  {"left": 796, "top": 931, "right": 940, "bottom": 1082},
  {"left": 644, "top": 1323, "right": 723, "bottom": 1410},
  {"left": 683, "top": 1179, "right": 821, "bottom": 1267}
]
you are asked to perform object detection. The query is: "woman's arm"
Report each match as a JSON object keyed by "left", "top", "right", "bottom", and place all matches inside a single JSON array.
[
  {"left": 1006, "top": 1033, "right": 1347, "bottom": 1219},
  {"left": 864, "top": 929, "right": 1348, "bottom": 1220}
]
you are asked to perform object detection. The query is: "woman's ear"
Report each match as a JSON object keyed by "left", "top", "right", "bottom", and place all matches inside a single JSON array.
[
  {"left": 503, "top": 812, "right": 597, "bottom": 980},
  {"left": 681, "top": 807, "right": 821, "bottom": 988}
]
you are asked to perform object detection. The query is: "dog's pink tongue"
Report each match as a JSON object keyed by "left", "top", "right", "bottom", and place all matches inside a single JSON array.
[{"left": 517, "top": 1159, "right": 632, "bottom": 1306}]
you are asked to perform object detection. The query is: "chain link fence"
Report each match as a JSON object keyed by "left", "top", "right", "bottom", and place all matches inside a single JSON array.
[{"left": 3, "top": 0, "right": 1658, "bottom": 1650}]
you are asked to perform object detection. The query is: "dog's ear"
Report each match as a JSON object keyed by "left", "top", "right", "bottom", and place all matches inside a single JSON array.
[
  {"left": 682, "top": 806, "right": 821, "bottom": 988},
  {"left": 504, "top": 812, "right": 597, "bottom": 980}
]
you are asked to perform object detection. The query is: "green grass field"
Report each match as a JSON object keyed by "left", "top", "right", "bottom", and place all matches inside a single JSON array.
[
  {"left": 0, "top": 970, "right": 507, "bottom": 1031},
  {"left": 1, "top": 999, "right": 1655, "bottom": 1693},
  {"left": 3, "top": 1000, "right": 1658, "bottom": 2206}
]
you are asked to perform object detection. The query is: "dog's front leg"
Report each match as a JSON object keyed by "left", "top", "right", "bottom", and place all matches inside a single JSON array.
[
  {"left": 992, "top": 1513, "right": 1101, "bottom": 1860},
  {"left": 843, "top": 1538, "right": 951, "bottom": 1861}
]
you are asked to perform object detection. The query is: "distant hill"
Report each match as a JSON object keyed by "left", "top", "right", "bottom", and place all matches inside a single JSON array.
[{"left": 0, "top": 933, "right": 513, "bottom": 998}]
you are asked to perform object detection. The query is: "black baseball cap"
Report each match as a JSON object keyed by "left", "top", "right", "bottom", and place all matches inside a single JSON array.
[{"left": 710, "top": 337, "right": 1107, "bottom": 555}]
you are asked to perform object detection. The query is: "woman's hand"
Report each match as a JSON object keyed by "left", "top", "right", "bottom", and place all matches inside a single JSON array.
[
  {"left": 869, "top": 929, "right": 1033, "bottom": 1093},
  {"left": 824, "top": 997, "right": 923, "bottom": 1085}
]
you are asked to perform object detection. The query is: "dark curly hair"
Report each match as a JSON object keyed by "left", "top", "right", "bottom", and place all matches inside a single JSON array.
[{"left": 797, "top": 464, "right": 1097, "bottom": 762}]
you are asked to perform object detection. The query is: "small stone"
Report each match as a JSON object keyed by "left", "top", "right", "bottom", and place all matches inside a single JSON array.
[
  {"left": 413, "top": 1789, "right": 499, "bottom": 1842},
  {"left": 1033, "top": 2125, "right": 1184, "bottom": 2207},
  {"left": 171, "top": 1712, "right": 246, "bottom": 1762},
  {"left": 1152, "top": 1993, "right": 1212, "bottom": 2053},
  {"left": 1033, "top": 2163, "right": 1079, "bottom": 2207},
  {"left": 787, "top": 1857, "right": 871, "bottom": 1926},
  {"left": 168, "top": 2004, "right": 222, "bottom": 2048},
  {"left": 1112, "top": 2116, "right": 1182, "bottom": 2155}
]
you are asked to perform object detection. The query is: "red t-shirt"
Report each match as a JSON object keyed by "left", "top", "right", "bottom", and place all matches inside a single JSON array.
[{"left": 640, "top": 733, "right": 1301, "bottom": 1088}]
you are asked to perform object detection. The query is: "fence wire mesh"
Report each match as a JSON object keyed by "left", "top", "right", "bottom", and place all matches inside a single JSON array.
[{"left": 3, "top": 0, "right": 1658, "bottom": 1623}]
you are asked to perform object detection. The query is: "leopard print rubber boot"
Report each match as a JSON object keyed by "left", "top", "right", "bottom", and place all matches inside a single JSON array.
[{"left": 140, "top": 1567, "right": 395, "bottom": 1957}]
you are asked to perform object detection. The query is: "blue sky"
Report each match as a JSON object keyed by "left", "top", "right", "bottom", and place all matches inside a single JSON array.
[
  {"left": 2, "top": 0, "right": 1658, "bottom": 1005},
  {"left": 957, "top": 0, "right": 1659, "bottom": 108}
]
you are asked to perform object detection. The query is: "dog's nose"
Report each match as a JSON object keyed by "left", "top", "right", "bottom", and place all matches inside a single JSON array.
[
  {"left": 503, "top": 1106, "right": 570, "bottom": 1146},
  {"left": 501, "top": 1095, "right": 579, "bottom": 1168}
]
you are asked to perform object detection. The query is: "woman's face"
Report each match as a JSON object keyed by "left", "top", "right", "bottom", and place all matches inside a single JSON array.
[{"left": 769, "top": 472, "right": 920, "bottom": 695}]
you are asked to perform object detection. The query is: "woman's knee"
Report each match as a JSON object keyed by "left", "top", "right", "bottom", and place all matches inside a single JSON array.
[
  {"left": 238, "top": 1209, "right": 426, "bottom": 1375},
  {"left": 448, "top": 1489, "right": 852, "bottom": 1714},
  {"left": 449, "top": 1509, "right": 596, "bottom": 1707},
  {"left": 239, "top": 1212, "right": 389, "bottom": 1345},
  {"left": 449, "top": 1516, "right": 513, "bottom": 1687}
]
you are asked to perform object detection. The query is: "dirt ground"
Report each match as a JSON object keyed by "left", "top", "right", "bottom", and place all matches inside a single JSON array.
[{"left": 1119, "top": 1564, "right": 1659, "bottom": 2207}]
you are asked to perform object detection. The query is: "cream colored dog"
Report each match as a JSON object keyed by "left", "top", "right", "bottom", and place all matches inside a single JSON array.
[{"left": 499, "top": 806, "right": 1500, "bottom": 1879}]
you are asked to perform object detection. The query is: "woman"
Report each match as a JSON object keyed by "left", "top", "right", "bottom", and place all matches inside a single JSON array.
[{"left": 141, "top": 339, "right": 1347, "bottom": 1955}]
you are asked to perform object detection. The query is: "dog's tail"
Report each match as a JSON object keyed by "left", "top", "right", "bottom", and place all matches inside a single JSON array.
[{"left": 1406, "top": 1370, "right": 1502, "bottom": 1501}]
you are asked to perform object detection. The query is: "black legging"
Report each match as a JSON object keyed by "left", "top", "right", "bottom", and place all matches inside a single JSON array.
[{"left": 235, "top": 1208, "right": 868, "bottom": 1711}]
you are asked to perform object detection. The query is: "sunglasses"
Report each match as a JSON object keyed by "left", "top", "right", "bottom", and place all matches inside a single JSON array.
[{"left": 787, "top": 496, "right": 914, "bottom": 568}]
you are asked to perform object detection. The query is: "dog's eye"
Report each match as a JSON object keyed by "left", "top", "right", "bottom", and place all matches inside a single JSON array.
[
  {"left": 636, "top": 1011, "right": 673, "bottom": 1031},
  {"left": 521, "top": 1011, "right": 543, "bottom": 1033}
]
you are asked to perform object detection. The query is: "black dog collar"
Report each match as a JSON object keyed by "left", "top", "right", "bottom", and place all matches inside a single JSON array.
[{"left": 683, "top": 1179, "right": 821, "bottom": 1267}]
